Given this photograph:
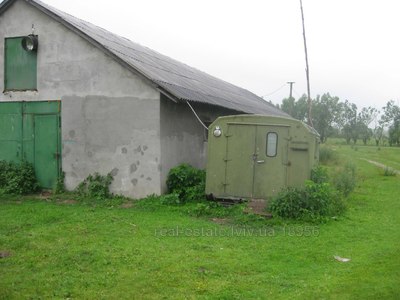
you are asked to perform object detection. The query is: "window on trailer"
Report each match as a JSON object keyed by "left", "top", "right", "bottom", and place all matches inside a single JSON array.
[{"left": 266, "top": 132, "right": 278, "bottom": 157}]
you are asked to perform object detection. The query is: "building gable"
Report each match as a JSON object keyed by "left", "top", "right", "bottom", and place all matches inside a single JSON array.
[{"left": 0, "top": 0, "right": 289, "bottom": 116}]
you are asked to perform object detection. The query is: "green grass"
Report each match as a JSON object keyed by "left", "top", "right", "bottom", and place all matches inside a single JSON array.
[
  {"left": 328, "top": 143, "right": 400, "bottom": 171},
  {"left": 1, "top": 146, "right": 399, "bottom": 299}
]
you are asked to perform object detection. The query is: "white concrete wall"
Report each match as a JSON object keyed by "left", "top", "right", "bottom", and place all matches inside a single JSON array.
[
  {"left": 62, "top": 96, "right": 161, "bottom": 198},
  {"left": 0, "top": 0, "right": 161, "bottom": 197}
]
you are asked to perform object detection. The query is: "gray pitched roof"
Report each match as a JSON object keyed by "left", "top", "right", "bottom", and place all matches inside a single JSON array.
[{"left": 1, "top": 0, "right": 289, "bottom": 116}]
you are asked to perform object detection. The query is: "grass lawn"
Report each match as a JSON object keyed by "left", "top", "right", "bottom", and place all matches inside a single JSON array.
[{"left": 1, "top": 145, "right": 399, "bottom": 299}]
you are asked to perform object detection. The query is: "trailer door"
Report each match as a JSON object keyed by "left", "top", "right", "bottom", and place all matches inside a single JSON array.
[
  {"left": 253, "top": 125, "right": 289, "bottom": 198},
  {"left": 224, "top": 124, "right": 257, "bottom": 198},
  {"left": 224, "top": 123, "right": 289, "bottom": 199}
]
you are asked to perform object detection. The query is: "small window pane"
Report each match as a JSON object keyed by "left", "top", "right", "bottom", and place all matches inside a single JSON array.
[{"left": 266, "top": 132, "right": 278, "bottom": 157}]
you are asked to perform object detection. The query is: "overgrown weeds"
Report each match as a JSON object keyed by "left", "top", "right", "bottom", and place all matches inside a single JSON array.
[
  {"left": 383, "top": 167, "right": 397, "bottom": 177},
  {"left": 270, "top": 159, "right": 354, "bottom": 223},
  {"left": 311, "top": 165, "right": 329, "bottom": 184},
  {"left": 319, "top": 146, "right": 338, "bottom": 164},
  {"left": 166, "top": 163, "right": 206, "bottom": 203},
  {"left": 76, "top": 172, "right": 113, "bottom": 200},
  {"left": 269, "top": 181, "right": 344, "bottom": 222},
  {"left": 53, "top": 172, "right": 65, "bottom": 194},
  {"left": 0, "top": 160, "right": 39, "bottom": 195},
  {"left": 331, "top": 162, "right": 357, "bottom": 197}
]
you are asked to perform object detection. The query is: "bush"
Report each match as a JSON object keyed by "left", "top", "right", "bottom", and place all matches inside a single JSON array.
[
  {"left": 311, "top": 165, "right": 329, "bottom": 184},
  {"left": 332, "top": 162, "right": 356, "bottom": 197},
  {"left": 160, "top": 193, "right": 181, "bottom": 205},
  {"left": 319, "top": 146, "right": 338, "bottom": 164},
  {"left": 186, "top": 201, "right": 230, "bottom": 217},
  {"left": 0, "top": 160, "right": 39, "bottom": 195},
  {"left": 383, "top": 167, "right": 397, "bottom": 177},
  {"left": 54, "top": 172, "right": 65, "bottom": 194},
  {"left": 166, "top": 164, "right": 206, "bottom": 202},
  {"left": 269, "top": 187, "right": 306, "bottom": 219},
  {"left": 270, "top": 181, "right": 344, "bottom": 221},
  {"left": 76, "top": 172, "right": 113, "bottom": 200}
]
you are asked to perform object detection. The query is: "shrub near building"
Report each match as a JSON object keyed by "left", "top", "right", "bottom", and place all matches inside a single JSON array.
[
  {"left": 270, "top": 164, "right": 353, "bottom": 222},
  {"left": 0, "top": 161, "right": 39, "bottom": 195}
]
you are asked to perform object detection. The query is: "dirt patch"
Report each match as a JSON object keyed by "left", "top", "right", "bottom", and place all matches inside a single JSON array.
[
  {"left": 59, "top": 199, "right": 78, "bottom": 205},
  {"left": 39, "top": 191, "right": 52, "bottom": 197},
  {"left": 120, "top": 202, "right": 134, "bottom": 209},
  {"left": 210, "top": 218, "right": 229, "bottom": 225},
  {"left": 0, "top": 251, "right": 11, "bottom": 258},
  {"left": 36, "top": 191, "right": 53, "bottom": 201},
  {"left": 245, "top": 199, "right": 272, "bottom": 218}
]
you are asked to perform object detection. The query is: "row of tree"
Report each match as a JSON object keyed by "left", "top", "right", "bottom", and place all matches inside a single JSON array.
[{"left": 277, "top": 94, "right": 400, "bottom": 146}]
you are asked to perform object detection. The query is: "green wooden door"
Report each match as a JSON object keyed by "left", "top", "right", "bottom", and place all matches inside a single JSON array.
[
  {"left": 0, "top": 101, "right": 60, "bottom": 189},
  {"left": 0, "top": 103, "right": 22, "bottom": 162},
  {"left": 34, "top": 115, "right": 60, "bottom": 189}
]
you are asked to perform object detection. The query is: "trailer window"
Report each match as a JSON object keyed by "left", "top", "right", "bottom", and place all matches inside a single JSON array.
[{"left": 266, "top": 132, "right": 278, "bottom": 157}]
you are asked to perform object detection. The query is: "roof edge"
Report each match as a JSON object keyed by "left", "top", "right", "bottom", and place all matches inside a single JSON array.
[
  {"left": 0, "top": 0, "right": 16, "bottom": 14},
  {"left": 22, "top": 0, "right": 163, "bottom": 94}
]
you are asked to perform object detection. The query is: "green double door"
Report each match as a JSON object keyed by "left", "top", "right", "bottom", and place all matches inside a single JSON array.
[
  {"left": 224, "top": 124, "right": 289, "bottom": 199},
  {"left": 0, "top": 101, "right": 61, "bottom": 189}
]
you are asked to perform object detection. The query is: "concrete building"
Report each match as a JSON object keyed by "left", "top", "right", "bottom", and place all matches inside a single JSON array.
[{"left": 0, "top": 0, "right": 289, "bottom": 198}]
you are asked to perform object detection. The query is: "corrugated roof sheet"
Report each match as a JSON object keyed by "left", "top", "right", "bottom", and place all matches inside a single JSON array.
[{"left": 3, "top": 0, "right": 290, "bottom": 116}]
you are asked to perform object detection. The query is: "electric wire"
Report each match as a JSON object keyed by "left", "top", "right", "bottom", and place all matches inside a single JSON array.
[
  {"left": 292, "top": 88, "right": 303, "bottom": 98},
  {"left": 261, "top": 83, "right": 287, "bottom": 98},
  {"left": 186, "top": 100, "right": 209, "bottom": 131}
]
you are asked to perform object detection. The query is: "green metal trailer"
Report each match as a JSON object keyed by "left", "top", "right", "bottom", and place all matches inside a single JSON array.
[{"left": 205, "top": 115, "right": 319, "bottom": 200}]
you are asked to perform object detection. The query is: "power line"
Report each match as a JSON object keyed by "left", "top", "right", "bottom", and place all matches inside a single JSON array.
[
  {"left": 292, "top": 88, "right": 303, "bottom": 98},
  {"left": 261, "top": 83, "right": 287, "bottom": 98}
]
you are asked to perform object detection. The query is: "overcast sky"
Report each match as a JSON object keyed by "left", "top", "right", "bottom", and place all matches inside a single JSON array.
[{"left": 5, "top": 0, "right": 400, "bottom": 110}]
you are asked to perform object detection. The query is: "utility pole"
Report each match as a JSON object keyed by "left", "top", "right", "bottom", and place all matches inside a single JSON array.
[
  {"left": 299, "top": 0, "right": 313, "bottom": 127},
  {"left": 287, "top": 82, "right": 295, "bottom": 99}
]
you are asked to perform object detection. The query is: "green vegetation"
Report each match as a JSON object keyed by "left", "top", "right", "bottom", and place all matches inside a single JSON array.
[
  {"left": 331, "top": 162, "right": 357, "bottom": 197},
  {"left": 383, "top": 167, "right": 397, "bottom": 177},
  {"left": 76, "top": 172, "right": 114, "bottom": 200},
  {"left": 0, "top": 146, "right": 399, "bottom": 298},
  {"left": 0, "top": 160, "right": 39, "bottom": 195},
  {"left": 166, "top": 163, "right": 206, "bottom": 203},
  {"left": 279, "top": 95, "right": 400, "bottom": 146},
  {"left": 270, "top": 181, "right": 344, "bottom": 222},
  {"left": 318, "top": 145, "right": 339, "bottom": 164},
  {"left": 269, "top": 151, "right": 356, "bottom": 222},
  {"left": 53, "top": 171, "right": 66, "bottom": 195},
  {"left": 329, "top": 142, "right": 400, "bottom": 171}
]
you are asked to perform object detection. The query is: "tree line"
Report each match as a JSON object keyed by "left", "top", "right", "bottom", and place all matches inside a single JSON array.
[{"left": 277, "top": 94, "right": 400, "bottom": 146}]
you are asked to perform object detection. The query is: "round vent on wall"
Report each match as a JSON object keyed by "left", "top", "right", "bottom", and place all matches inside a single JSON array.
[{"left": 21, "top": 35, "right": 38, "bottom": 52}]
